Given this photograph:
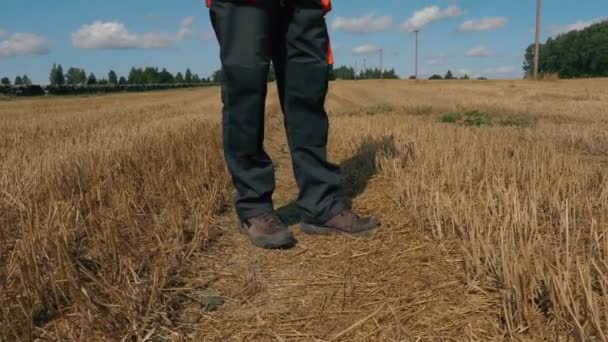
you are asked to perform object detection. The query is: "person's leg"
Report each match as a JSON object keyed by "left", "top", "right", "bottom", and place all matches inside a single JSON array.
[
  {"left": 271, "top": 9, "right": 287, "bottom": 117},
  {"left": 210, "top": 1, "right": 276, "bottom": 222},
  {"left": 278, "top": 1, "right": 380, "bottom": 236},
  {"left": 279, "top": 0, "right": 344, "bottom": 225}
]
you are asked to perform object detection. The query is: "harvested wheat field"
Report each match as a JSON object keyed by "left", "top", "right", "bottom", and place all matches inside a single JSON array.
[{"left": 1, "top": 79, "right": 608, "bottom": 341}]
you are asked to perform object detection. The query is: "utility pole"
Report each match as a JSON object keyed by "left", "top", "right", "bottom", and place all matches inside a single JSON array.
[
  {"left": 414, "top": 30, "right": 420, "bottom": 80},
  {"left": 379, "top": 48, "right": 384, "bottom": 79},
  {"left": 534, "top": 0, "right": 542, "bottom": 80}
]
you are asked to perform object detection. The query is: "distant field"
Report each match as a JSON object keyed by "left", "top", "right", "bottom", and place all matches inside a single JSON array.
[{"left": 1, "top": 79, "right": 607, "bottom": 341}]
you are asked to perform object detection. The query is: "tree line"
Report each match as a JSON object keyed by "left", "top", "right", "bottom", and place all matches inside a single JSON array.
[
  {"left": 2, "top": 65, "right": 219, "bottom": 88},
  {"left": 524, "top": 20, "right": 608, "bottom": 78},
  {"left": 197, "top": 66, "right": 401, "bottom": 83},
  {"left": 0, "top": 65, "right": 222, "bottom": 97},
  {"left": 3, "top": 64, "right": 487, "bottom": 88},
  {"left": 425, "top": 70, "right": 485, "bottom": 80},
  {"left": 48, "top": 64, "right": 215, "bottom": 86},
  {"left": 331, "top": 66, "right": 399, "bottom": 80},
  {"left": 1, "top": 75, "right": 33, "bottom": 86},
  {"left": 330, "top": 67, "right": 484, "bottom": 81}
]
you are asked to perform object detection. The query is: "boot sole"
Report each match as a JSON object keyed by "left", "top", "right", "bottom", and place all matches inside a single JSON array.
[
  {"left": 300, "top": 223, "right": 378, "bottom": 237},
  {"left": 239, "top": 226, "right": 296, "bottom": 250}
]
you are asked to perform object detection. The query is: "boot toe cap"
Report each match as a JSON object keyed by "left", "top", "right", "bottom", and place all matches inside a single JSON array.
[{"left": 253, "top": 230, "right": 296, "bottom": 249}]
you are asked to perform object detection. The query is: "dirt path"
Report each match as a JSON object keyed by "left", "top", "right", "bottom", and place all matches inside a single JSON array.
[{"left": 191, "top": 85, "right": 501, "bottom": 341}]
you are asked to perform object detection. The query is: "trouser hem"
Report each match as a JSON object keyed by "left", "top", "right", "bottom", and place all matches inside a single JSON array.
[
  {"left": 237, "top": 205, "right": 275, "bottom": 223},
  {"left": 301, "top": 200, "right": 345, "bottom": 225}
]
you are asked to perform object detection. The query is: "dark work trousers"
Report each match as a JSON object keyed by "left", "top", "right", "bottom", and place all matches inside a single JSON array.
[{"left": 209, "top": 0, "right": 344, "bottom": 224}]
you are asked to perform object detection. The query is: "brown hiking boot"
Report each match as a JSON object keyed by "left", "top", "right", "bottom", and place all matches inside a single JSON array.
[
  {"left": 300, "top": 209, "right": 380, "bottom": 237},
  {"left": 239, "top": 212, "right": 296, "bottom": 249}
]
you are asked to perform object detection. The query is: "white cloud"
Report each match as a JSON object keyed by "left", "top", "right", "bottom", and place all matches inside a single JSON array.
[
  {"left": 400, "top": 6, "right": 464, "bottom": 32},
  {"left": 332, "top": 13, "right": 393, "bottom": 34},
  {"left": 352, "top": 44, "right": 381, "bottom": 55},
  {"left": 465, "top": 46, "right": 491, "bottom": 57},
  {"left": 458, "top": 17, "right": 508, "bottom": 32},
  {"left": 138, "top": 32, "right": 177, "bottom": 48},
  {"left": 0, "top": 32, "right": 50, "bottom": 57},
  {"left": 72, "top": 17, "right": 202, "bottom": 50},
  {"left": 177, "top": 16, "right": 195, "bottom": 40},
  {"left": 549, "top": 17, "right": 606, "bottom": 35},
  {"left": 0, "top": 29, "right": 9, "bottom": 39},
  {"left": 72, "top": 21, "right": 177, "bottom": 49}
]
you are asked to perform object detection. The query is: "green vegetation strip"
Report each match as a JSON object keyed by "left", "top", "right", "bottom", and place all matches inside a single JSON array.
[{"left": 440, "top": 110, "right": 536, "bottom": 127}]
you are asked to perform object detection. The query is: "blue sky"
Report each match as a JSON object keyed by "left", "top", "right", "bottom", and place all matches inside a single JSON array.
[{"left": 0, "top": 0, "right": 606, "bottom": 83}]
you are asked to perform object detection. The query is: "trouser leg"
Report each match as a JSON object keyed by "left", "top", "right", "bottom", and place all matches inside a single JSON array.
[
  {"left": 274, "top": 1, "right": 344, "bottom": 224},
  {"left": 210, "top": 1, "right": 277, "bottom": 221}
]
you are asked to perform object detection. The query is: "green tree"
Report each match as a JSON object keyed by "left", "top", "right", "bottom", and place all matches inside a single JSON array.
[
  {"left": 128, "top": 67, "right": 156, "bottom": 84},
  {"left": 128, "top": 67, "right": 143, "bottom": 84},
  {"left": 382, "top": 68, "right": 399, "bottom": 79},
  {"left": 158, "top": 68, "right": 174, "bottom": 84},
  {"left": 14, "top": 76, "right": 23, "bottom": 85},
  {"left": 444, "top": 70, "right": 455, "bottom": 80},
  {"left": 50, "top": 64, "right": 65, "bottom": 86},
  {"left": 267, "top": 66, "right": 276, "bottom": 82},
  {"left": 523, "top": 20, "right": 608, "bottom": 78},
  {"left": 429, "top": 74, "right": 443, "bottom": 80},
  {"left": 192, "top": 74, "right": 201, "bottom": 83},
  {"left": 333, "top": 66, "right": 356, "bottom": 80},
  {"left": 87, "top": 72, "right": 97, "bottom": 85},
  {"left": 119, "top": 76, "right": 127, "bottom": 85},
  {"left": 365, "top": 68, "right": 381, "bottom": 79},
  {"left": 56, "top": 64, "right": 66, "bottom": 85},
  {"left": 22, "top": 75, "right": 32, "bottom": 85},
  {"left": 144, "top": 67, "right": 161, "bottom": 83},
  {"left": 175, "top": 72, "right": 184, "bottom": 83},
  {"left": 185, "top": 68, "right": 193, "bottom": 83},
  {"left": 49, "top": 64, "right": 57, "bottom": 85},
  {"left": 66, "top": 67, "right": 87, "bottom": 85},
  {"left": 523, "top": 44, "right": 535, "bottom": 77},
  {"left": 108, "top": 70, "right": 118, "bottom": 85},
  {"left": 212, "top": 69, "right": 223, "bottom": 83},
  {"left": 329, "top": 66, "right": 336, "bottom": 81},
  {"left": 1, "top": 77, "right": 11, "bottom": 86}
]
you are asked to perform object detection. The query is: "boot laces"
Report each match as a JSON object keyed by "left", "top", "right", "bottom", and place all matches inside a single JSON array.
[
  {"left": 259, "top": 212, "right": 285, "bottom": 232},
  {"left": 339, "top": 209, "right": 360, "bottom": 225}
]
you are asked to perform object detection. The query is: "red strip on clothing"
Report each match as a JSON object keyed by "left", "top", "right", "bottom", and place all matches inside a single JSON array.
[{"left": 321, "top": 0, "right": 331, "bottom": 13}]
